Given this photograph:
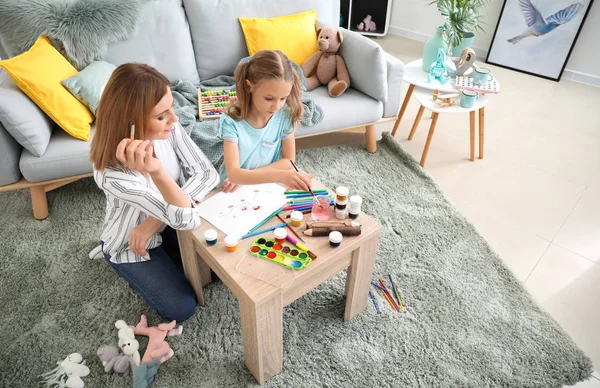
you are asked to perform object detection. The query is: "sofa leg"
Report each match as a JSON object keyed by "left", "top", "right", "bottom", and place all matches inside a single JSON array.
[
  {"left": 30, "top": 186, "right": 49, "bottom": 220},
  {"left": 365, "top": 125, "right": 377, "bottom": 153}
]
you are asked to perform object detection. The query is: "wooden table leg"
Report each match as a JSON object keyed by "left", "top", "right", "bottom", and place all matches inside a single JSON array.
[
  {"left": 479, "top": 107, "right": 485, "bottom": 159},
  {"left": 470, "top": 111, "right": 475, "bottom": 162},
  {"left": 408, "top": 105, "right": 425, "bottom": 140},
  {"left": 344, "top": 234, "right": 380, "bottom": 321},
  {"left": 391, "top": 84, "right": 415, "bottom": 137},
  {"left": 240, "top": 292, "right": 283, "bottom": 384},
  {"left": 420, "top": 112, "right": 439, "bottom": 167},
  {"left": 177, "top": 230, "right": 211, "bottom": 306}
]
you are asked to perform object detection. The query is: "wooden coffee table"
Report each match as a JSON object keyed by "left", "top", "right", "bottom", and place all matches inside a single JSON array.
[{"left": 177, "top": 183, "right": 382, "bottom": 384}]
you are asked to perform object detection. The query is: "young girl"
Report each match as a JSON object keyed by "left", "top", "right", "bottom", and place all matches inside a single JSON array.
[
  {"left": 89, "top": 63, "right": 219, "bottom": 322},
  {"left": 219, "top": 50, "right": 312, "bottom": 193}
]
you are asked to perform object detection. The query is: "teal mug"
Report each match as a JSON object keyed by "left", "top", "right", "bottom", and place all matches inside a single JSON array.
[
  {"left": 473, "top": 68, "right": 493, "bottom": 85},
  {"left": 460, "top": 90, "right": 479, "bottom": 109}
]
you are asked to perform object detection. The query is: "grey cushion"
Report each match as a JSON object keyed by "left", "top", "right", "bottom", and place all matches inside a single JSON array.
[
  {"left": 0, "top": 73, "right": 54, "bottom": 157},
  {"left": 0, "top": 120, "right": 21, "bottom": 186},
  {"left": 296, "top": 87, "right": 382, "bottom": 137},
  {"left": 383, "top": 52, "right": 405, "bottom": 117},
  {"left": 182, "top": 0, "right": 340, "bottom": 80},
  {"left": 103, "top": 0, "right": 199, "bottom": 84},
  {"left": 339, "top": 29, "right": 388, "bottom": 103},
  {"left": 20, "top": 126, "right": 94, "bottom": 183}
]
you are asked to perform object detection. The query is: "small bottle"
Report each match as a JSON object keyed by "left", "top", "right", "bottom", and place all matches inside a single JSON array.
[
  {"left": 329, "top": 231, "right": 343, "bottom": 248},
  {"left": 336, "top": 186, "right": 349, "bottom": 202},
  {"left": 290, "top": 211, "right": 304, "bottom": 227},
  {"left": 204, "top": 229, "right": 218, "bottom": 246},
  {"left": 349, "top": 195, "right": 362, "bottom": 219},
  {"left": 335, "top": 198, "right": 347, "bottom": 210},
  {"left": 335, "top": 207, "right": 347, "bottom": 220},
  {"left": 224, "top": 236, "right": 238, "bottom": 252},
  {"left": 273, "top": 228, "right": 287, "bottom": 243}
]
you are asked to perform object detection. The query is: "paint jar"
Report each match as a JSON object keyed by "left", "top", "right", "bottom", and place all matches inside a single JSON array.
[
  {"left": 290, "top": 211, "right": 304, "bottom": 227},
  {"left": 329, "top": 231, "right": 343, "bottom": 248},
  {"left": 311, "top": 195, "right": 332, "bottom": 221},
  {"left": 335, "top": 207, "right": 347, "bottom": 220},
  {"left": 335, "top": 198, "right": 348, "bottom": 210},
  {"left": 349, "top": 195, "right": 363, "bottom": 219},
  {"left": 204, "top": 229, "right": 218, "bottom": 246},
  {"left": 336, "top": 186, "right": 349, "bottom": 202},
  {"left": 224, "top": 236, "right": 238, "bottom": 252},
  {"left": 274, "top": 228, "right": 287, "bottom": 243}
]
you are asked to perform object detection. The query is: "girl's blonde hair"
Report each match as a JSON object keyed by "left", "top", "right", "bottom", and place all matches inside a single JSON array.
[
  {"left": 90, "top": 63, "right": 170, "bottom": 170},
  {"left": 226, "top": 50, "right": 303, "bottom": 128}
]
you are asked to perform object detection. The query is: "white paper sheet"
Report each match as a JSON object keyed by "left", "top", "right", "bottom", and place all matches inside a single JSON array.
[{"left": 195, "top": 183, "right": 288, "bottom": 238}]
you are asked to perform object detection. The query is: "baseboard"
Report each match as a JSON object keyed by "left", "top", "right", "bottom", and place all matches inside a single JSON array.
[{"left": 388, "top": 25, "right": 599, "bottom": 88}]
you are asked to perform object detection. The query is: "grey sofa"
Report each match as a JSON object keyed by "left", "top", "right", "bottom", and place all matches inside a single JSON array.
[{"left": 0, "top": 0, "right": 404, "bottom": 219}]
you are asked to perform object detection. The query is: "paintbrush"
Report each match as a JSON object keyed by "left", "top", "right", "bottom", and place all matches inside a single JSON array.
[
  {"left": 289, "top": 160, "right": 321, "bottom": 206},
  {"left": 276, "top": 214, "right": 305, "bottom": 242}
]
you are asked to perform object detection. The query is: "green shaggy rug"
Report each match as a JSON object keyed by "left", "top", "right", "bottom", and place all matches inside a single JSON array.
[{"left": 0, "top": 133, "right": 592, "bottom": 387}]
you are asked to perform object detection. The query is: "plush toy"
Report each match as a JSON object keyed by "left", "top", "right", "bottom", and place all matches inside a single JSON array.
[
  {"left": 131, "top": 314, "right": 183, "bottom": 364},
  {"left": 39, "top": 353, "right": 90, "bottom": 388},
  {"left": 301, "top": 27, "right": 350, "bottom": 97},
  {"left": 133, "top": 359, "right": 160, "bottom": 388},
  {"left": 115, "top": 319, "right": 141, "bottom": 366},
  {"left": 97, "top": 346, "right": 137, "bottom": 376},
  {"left": 362, "top": 15, "right": 377, "bottom": 32}
]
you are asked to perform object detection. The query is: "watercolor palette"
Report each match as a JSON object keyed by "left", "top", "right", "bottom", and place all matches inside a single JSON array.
[{"left": 249, "top": 238, "right": 312, "bottom": 270}]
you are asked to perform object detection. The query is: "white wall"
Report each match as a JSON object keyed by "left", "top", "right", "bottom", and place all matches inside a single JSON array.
[{"left": 389, "top": 0, "right": 599, "bottom": 79}]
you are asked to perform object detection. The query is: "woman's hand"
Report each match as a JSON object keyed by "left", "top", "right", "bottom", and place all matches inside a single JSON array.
[
  {"left": 279, "top": 170, "right": 311, "bottom": 192},
  {"left": 221, "top": 178, "right": 240, "bottom": 193},
  {"left": 116, "top": 139, "right": 162, "bottom": 174},
  {"left": 128, "top": 218, "right": 163, "bottom": 256}
]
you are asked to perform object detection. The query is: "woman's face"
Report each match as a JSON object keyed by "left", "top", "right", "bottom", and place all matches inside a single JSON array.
[{"left": 146, "top": 87, "right": 178, "bottom": 140}]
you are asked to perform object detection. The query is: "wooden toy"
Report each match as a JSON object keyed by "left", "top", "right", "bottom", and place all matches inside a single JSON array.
[{"left": 432, "top": 89, "right": 459, "bottom": 107}]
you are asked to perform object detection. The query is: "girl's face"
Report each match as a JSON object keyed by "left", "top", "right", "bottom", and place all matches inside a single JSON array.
[
  {"left": 146, "top": 87, "right": 178, "bottom": 140},
  {"left": 248, "top": 79, "right": 293, "bottom": 117}
]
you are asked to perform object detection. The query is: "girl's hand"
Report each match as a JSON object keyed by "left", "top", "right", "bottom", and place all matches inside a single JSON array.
[
  {"left": 116, "top": 139, "right": 162, "bottom": 174},
  {"left": 129, "top": 221, "right": 160, "bottom": 256},
  {"left": 221, "top": 178, "right": 240, "bottom": 193},
  {"left": 279, "top": 170, "right": 311, "bottom": 192}
]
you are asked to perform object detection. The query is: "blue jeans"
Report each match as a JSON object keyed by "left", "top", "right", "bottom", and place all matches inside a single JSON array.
[{"left": 104, "top": 227, "right": 197, "bottom": 322}]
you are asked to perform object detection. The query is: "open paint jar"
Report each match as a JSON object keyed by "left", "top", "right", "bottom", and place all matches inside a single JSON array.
[
  {"left": 290, "top": 211, "right": 303, "bottom": 227},
  {"left": 204, "top": 229, "right": 218, "bottom": 246},
  {"left": 329, "top": 231, "right": 343, "bottom": 248},
  {"left": 311, "top": 195, "right": 331, "bottom": 221},
  {"left": 336, "top": 186, "right": 349, "bottom": 202},
  {"left": 224, "top": 235, "right": 238, "bottom": 252},
  {"left": 273, "top": 228, "right": 287, "bottom": 243}
]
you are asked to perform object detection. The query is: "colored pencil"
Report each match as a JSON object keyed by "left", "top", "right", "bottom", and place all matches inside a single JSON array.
[
  {"left": 248, "top": 207, "right": 282, "bottom": 233},
  {"left": 377, "top": 282, "right": 398, "bottom": 312},
  {"left": 379, "top": 280, "right": 401, "bottom": 312},
  {"left": 285, "top": 209, "right": 311, "bottom": 218},
  {"left": 286, "top": 235, "right": 317, "bottom": 260},
  {"left": 276, "top": 214, "right": 304, "bottom": 242},
  {"left": 285, "top": 205, "right": 312, "bottom": 212},
  {"left": 286, "top": 193, "right": 328, "bottom": 199},
  {"left": 369, "top": 290, "right": 380, "bottom": 315},
  {"left": 285, "top": 189, "right": 328, "bottom": 195},
  {"left": 241, "top": 223, "right": 287, "bottom": 240},
  {"left": 283, "top": 200, "right": 333, "bottom": 211},
  {"left": 389, "top": 274, "right": 406, "bottom": 313}
]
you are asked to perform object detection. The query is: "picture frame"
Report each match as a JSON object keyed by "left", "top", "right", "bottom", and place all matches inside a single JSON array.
[{"left": 485, "top": 0, "right": 594, "bottom": 81}]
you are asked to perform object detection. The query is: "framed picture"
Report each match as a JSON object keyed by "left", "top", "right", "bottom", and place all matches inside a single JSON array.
[{"left": 486, "top": 0, "right": 594, "bottom": 81}]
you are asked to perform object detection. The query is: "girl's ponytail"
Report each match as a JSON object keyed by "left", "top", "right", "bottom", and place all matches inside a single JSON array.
[{"left": 226, "top": 60, "right": 252, "bottom": 120}]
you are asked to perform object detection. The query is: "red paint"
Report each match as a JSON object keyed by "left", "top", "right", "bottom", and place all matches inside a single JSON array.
[
  {"left": 250, "top": 246, "right": 260, "bottom": 253},
  {"left": 273, "top": 243, "right": 282, "bottom": 250},
  {"left": 267, "top": 252, "right": 276, "bottom": 259}
]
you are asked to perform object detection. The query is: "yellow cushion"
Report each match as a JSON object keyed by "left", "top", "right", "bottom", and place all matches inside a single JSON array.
[
  {"left": 239, "top": 10, "right": 318, "bottom": 66},
  {"left": 0, "top": 36, "right": 93, "bottom": 141}
]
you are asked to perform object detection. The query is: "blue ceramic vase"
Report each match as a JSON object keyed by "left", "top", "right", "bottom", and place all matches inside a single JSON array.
[
  {"left": 422, "top": 26, "right": 448, "bottom": 71},
  {"left": 451, "top": 32, "right": 475, "bottom": 57}
]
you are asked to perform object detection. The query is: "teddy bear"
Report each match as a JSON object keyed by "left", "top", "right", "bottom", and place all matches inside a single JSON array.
[{"left": 301, "top": 27, "right": 350, "bottom": 97}]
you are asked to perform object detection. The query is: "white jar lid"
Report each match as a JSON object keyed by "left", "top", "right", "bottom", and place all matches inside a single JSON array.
[
  {"left": 204, "top": 229, "right": 218, "bottom": 240},
  {"left": 336, "top": 186, "right": 349, "bottom": 197},
  {"left": 290, "top": 211, "right": 303, "bottom": 221},
  {"left": 224, "top": 235, "right": 238, "bottom": 246},
  {"left": 349, "top": 195, "right": 363, "bottom": 205},
  {"left": 329, "top": 231, "right": 343, "bottom": 243},
  {"left": 273, "top": 228, "right": 287, "bottom": 239}
]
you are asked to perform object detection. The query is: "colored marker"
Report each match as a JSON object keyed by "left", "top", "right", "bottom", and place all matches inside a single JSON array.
[
  {"left": 241, "top": 223, "right": 286, "bottom": 240},
  {"left": 369, "top": 290, "right": 380, "bottom": 314}
]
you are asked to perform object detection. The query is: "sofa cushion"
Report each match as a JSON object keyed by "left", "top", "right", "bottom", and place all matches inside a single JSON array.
[
  {"left": 0, "top": 73, "right": 55, "bottom": 157},
  {"left": 0, "top": 120, "right": 22, "bottom": 186},
  {"left": 0, "top": 36, "right": 94, "bottom": 141},
  {"left": 20, "top": 125, "right": 94, "bottom": 183},
  {"left": 103, "top": 0, "right": 199, "bottom": 84},
  {"left": 183, "top": 0, "right": 340, "bottom": 80},
  {"left": 295, "top": 87, "right": 382, "bottom": 137},
  {"left": 62, "top": 60, "right": 116, "bottom": 116},
  {"left": 239, "top": 10, "right": 318, "bottom": 66}
]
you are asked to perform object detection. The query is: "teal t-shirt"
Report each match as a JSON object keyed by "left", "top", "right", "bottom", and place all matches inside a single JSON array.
[{"left": 218, "top": 109, "right": 293, "bottom": 183}]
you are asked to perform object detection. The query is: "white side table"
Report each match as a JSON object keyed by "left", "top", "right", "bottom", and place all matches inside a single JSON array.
[{"left": 409, "top": 87, "right": 488, "bottom": 167}]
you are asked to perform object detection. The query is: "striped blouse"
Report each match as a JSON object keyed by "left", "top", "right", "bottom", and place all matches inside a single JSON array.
[{"left": 89, "top": 122, "right": 219, "bottom": 264}]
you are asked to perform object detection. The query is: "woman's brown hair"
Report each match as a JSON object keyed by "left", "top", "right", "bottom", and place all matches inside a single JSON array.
[
  {"left": 226, "top": 50, "right": 303, "bottom": 128},
  {"left": 90, "top": 63, "right": 170, "bottom": 170}
]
